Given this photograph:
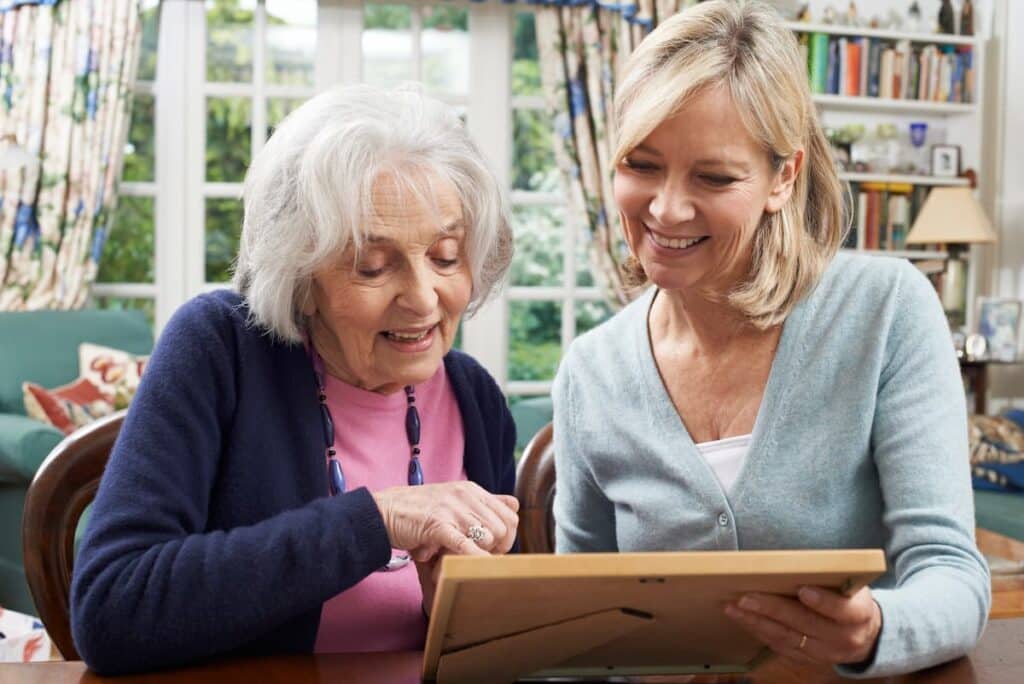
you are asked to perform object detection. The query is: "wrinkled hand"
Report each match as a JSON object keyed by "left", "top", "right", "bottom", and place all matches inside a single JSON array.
[
  {"left": 372, "top": 482, "right": 519, "bottom": 560},
  {"left": 724, "top": 586, "right": 882, "bottom": 666}
]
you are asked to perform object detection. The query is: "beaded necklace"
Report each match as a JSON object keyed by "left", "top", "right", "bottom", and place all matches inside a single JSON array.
[{"left": 309, "top": 341, "right": 423, "bottom": 571}]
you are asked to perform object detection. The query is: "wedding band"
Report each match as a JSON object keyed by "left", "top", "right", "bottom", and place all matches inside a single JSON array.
[
  {"left": 467, "top": 524, "right": 487, "bottom": 543},
  {"left": 798, "top": 633, "right": 808, "bottom": 650}
]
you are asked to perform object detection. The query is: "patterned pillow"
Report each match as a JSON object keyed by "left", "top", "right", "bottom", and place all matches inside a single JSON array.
[
  {"left": 22, "top": 378, "right": 114, "bottom": 435},
  {"left": 969, "top": 415, "right": 1024, "bottom": 493},
  {"left": 79, "top": 343, "right": 148, "bottom": 410}
]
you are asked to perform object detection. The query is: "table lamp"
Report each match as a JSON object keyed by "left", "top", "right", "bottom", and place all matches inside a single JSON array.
[{"left": 905, "top": 186, "right": 997, "bottom": 327}]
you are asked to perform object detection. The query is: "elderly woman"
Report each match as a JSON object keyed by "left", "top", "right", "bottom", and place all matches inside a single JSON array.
[
  {"left": 553, "top": 0, "right": 989, "bottom": 678},
  {"left": 71, "top": 85, "right": 518, "bottom": 674}
]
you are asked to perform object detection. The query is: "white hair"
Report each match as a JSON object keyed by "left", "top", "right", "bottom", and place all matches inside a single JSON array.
[{"left": 233, "top": 84, "right": 513, "bottom": 343}]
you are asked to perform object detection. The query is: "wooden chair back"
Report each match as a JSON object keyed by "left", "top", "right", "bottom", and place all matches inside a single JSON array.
[
  {"left": 21, "top": 410, "right": 124, "bottom": 660},
  {"left": 514, "top": 422, "right": 556, "bottom": 554}
]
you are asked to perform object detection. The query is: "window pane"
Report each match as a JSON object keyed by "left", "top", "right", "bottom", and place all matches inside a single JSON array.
[
  {"left": 267, "top": 97, "right": 306, "bottom": 139},
  {"left": 206, "top": 0, "right": 255, "bottom": 83},
  {"left": 206, "top": 198, "right": 243, "bottom": 283},
  {"left": 123, "top": 93, "right": 155, "bottom": 182},
  {"left": 98, "top": 196, "right": 155, "bottom": 284},
  {"left": 363, "top": 4, "right": 414, "bottom": 86},
  {"left": 422, "top": 5, "right": 468, "bottom": 97},
  {"left": 206, "top": 97, "right": 251, "bottom": 182},
  {"left": 513, "top": 109, "right": 557, "bottom": 192},
  {"left": 510, "top": 205, "right": 564, "bottom": 287},
  {"left": 266, "top": 0, "right": 316, "bottom": 87},
  {"left": 93, "top": 297, "right": 156, "bottom": 327},
  {"left": 509, "top": 301, "right": 561, "bottom": 381},
  {"left": 513, "top": 12, "right": 540, "bottom": 97},
  {"left": 137, "top": 0, "right": 160, "bottom": 82},
  {"left": 575, "top": 300, "right": 614, "bottom": 336}
]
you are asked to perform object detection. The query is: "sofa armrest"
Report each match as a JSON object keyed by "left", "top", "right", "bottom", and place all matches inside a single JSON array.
[{"left": 0, "top": 413, "right": 64, "bottom": 484}]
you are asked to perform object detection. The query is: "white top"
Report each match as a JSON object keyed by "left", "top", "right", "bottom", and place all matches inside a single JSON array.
[{"left": 694, "top": 434, "right": 751, "bottom": 495}]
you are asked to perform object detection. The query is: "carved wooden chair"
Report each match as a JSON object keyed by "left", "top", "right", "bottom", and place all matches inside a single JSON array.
[{"left": 21, "top": 410, "right": 125, "bottom": 660}]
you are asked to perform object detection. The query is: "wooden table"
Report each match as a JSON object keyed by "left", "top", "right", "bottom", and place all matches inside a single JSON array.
[{"left": 2, "top": 619, "right": 1023, "bottom": 683}]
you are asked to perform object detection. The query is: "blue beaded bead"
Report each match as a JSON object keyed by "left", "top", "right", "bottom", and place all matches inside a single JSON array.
[
  {"left": 408, "top": 457, "right": 424, "bottom": 486},
  {"left": 328, "top": 458, "right": 346, "bottom": 496},
  {"left": 405, "top": 405, "right": 420, "bottom": 445}
]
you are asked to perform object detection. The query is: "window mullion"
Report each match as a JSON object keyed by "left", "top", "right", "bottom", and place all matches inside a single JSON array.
[
  {"left": 462, "top": 1, "right": 512, "bottom": 387},
  {"left": 253, "top": 1, "right": 268, "bottom": 156},
  {"left": 185, "top": 0, "right": 208, "bottom": 299},
  {"left": 317, "top": 0, "right": 363, "bottom": 88},
  {"left": 153, "top": 0, "right": 193, "bottom": 331}
]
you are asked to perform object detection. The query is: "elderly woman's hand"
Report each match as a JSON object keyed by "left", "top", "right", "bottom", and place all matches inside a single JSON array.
[
  {"left": 723, "top": 586, "right": 882, "bottom": 666},
  {"left": 372, "top": 482, "right": 519, "bottom": 560}
]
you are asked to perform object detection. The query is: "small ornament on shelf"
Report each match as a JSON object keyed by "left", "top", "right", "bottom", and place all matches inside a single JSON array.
[
  {"left": 938, "top": 0, "right": 955, "bottom": 34},
  {"left": 885, "top": 8, "right": 904, "bottom": 30},
  {"left": 796, "top": 3, "right": 812, "bottom": 22},
  {"left": 909, "top": 122, "right": 930, "bottom": 175},
  {"left": 908, "top": 1, "right": 924, "bottom": 31},
  {"left": 961, "top": 0, "right": 974, "bottom": 36},
  {"left": 823, "top": 3, "right": 837, "bottom": 24},
  {"left": 844, "top": 1, "right": 859, "bottom": 27}
]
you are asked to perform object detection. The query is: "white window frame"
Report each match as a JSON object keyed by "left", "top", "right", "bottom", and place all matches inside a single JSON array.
[{"left": 106, "top": 0, "right": 606, "bottom": 396}]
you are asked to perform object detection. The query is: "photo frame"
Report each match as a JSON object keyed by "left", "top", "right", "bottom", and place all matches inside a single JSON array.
[
  {"left": 931, "top": 144, "right": 961, "bottom": 178},
  {"left": 977, "top": 298, "right": 1023, "bottom": 362}
]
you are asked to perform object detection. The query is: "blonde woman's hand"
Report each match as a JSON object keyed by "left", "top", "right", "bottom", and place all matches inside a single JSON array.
[
  {"left": 372, "top": 481, "right": 519, "bottom": 560},
  {"left": 724, "top": 586, "right": 882, "bottom": 666}
]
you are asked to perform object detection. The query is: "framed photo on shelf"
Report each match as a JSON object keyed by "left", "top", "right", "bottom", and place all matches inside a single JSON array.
[
  {"left": 977, "top": 298, "right": 1023, "bottom": 362},
  {"left": 931, "top": 144, "right": 961, "bottom": 178}
]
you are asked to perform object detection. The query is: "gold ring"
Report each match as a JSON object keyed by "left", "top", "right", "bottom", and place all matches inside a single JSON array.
[{"left": 798, "top": 634, "right": 808, "bottom": 650}]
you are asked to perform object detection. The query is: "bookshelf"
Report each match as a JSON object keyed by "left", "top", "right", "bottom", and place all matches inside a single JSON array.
[
  {"left": 791, "top": 19, "right": 985, "bottom": 286},
  {"left": 787, "top": 22, "right": 980, "bottom": 48},
  {"left": 812, "top": 94, "right": 976, "bottom": 115},
  {"left": 838, "top": 172, "right": 970, "bottom": 187}
]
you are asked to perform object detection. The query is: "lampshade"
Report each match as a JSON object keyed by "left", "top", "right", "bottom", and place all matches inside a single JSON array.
[{"left": 905, "top": 187, "right": 997, "bottom": 245}]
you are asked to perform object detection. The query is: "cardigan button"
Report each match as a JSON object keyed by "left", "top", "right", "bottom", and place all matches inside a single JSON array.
[{"left": 717, "top": 512, "right": 730, "bottom": 527}]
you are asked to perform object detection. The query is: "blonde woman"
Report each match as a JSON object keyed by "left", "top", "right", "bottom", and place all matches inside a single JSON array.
[{"left": 552, "top": 0, "right": 989, "bottom": 677}]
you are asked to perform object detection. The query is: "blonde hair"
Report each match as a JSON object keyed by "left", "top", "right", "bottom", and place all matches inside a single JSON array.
[{"left": 614, "top": 0, "right": 846, "bottom": 328}]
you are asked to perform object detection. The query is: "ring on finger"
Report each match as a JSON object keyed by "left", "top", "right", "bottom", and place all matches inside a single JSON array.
[{"left": 467, "top": 523, "right": 488, "bottom": 543}]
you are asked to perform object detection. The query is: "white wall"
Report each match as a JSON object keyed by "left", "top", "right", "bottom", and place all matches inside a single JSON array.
[{"left": 984, "top": 0, "right": 1024, "bottom": 408}]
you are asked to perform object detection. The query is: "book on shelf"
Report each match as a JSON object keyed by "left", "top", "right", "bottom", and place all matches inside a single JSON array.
[
  {"left": 846, "top": 182, "right": 932, "bottom": 252},
  {"left": 803, "top": 32, "right": 974, "bottom": 103}
]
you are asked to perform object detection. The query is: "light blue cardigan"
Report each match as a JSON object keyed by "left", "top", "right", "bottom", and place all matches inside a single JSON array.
[{"left": 552, "top": 252, "right": 990, "bottom": 678}]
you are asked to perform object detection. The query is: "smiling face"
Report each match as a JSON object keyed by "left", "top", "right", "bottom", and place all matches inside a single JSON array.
[
  {"left": 304, "top": 172, "right": 472, "bottom": 394},
  {"left": 613, "top": 85, "right": 800, "bottom": 296}
]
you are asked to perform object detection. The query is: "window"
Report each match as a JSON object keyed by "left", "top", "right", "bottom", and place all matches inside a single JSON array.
[
  {"left": 99, "top": 0, "right": 612, "bottom": 394},
  {"left": 505, "top": 10, "right": 612, "bottom": 400}
]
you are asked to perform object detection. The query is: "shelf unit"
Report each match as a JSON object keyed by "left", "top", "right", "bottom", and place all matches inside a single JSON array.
[
  {"left": 812, "top": 94, "right": 976, "bottom": 115},
  {"left": 838, "top": 172, "right": 970, "bottom": 186},
  {"left": 786, "top": 22, "right": 980, "bottom": 47},
  {"left": 794, "top": 18, "right": 987, "bottom": 327}
]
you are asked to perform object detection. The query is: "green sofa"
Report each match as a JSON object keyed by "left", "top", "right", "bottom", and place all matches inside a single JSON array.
[{"left": 0, "top": 309, "right": 153, "bottom": 614}]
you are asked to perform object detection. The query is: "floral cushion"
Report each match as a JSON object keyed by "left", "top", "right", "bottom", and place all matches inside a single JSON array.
[
  {"left": 79, "top": 342, "right": 148, "bottom": 410},
  {"left": 969, "top": 415, "right": 1024, "bottom": 493},
  {"left": 22, "top": 378, "right": 114, "bottom": 435}
]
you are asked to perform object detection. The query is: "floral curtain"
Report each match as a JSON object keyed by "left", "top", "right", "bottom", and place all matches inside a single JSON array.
[
  {"left": 536, "top": 0, "right": 699, "bottom": 308},
  {"left": 0, "top": 0, "right": 141, "bottom": 311}
]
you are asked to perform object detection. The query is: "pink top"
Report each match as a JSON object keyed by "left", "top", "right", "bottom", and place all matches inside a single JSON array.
[{"left": 314, "top": 363, "right": 466, "bottom": 653}]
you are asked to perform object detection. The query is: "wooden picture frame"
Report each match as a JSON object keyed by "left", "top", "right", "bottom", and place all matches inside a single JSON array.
[{"left": 422, "top": 549, "right": 886, "bottom": 682}]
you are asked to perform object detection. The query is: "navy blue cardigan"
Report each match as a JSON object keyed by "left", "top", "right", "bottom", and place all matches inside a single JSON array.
[{"left": 70, "top": 291, "right": 516, "bottom": 675}]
